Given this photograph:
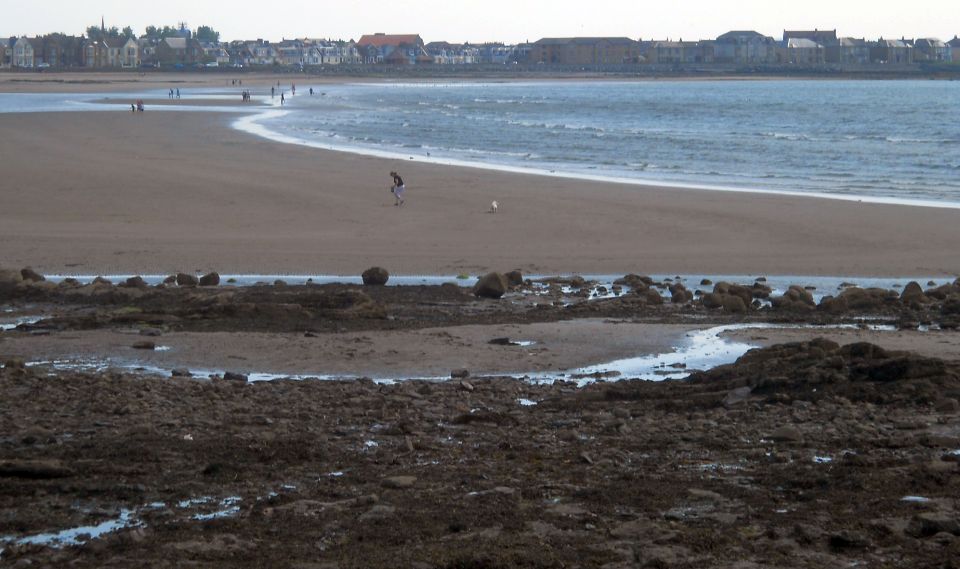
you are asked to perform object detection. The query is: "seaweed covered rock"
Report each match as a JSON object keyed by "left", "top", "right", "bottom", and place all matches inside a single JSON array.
[
  {"left": 473, "top": 272, "right": 508, "bottom": 299},
  {"left": 361, "top": 267, "right": 390, "bottom": 286},
  {"left": 199, "top": 272, "right": 221, "bottom": 287},
  {"left": 771, "top": 285, "right": 816, "bottom": 312},
  {"left": 688, "top": 339, "right": 960, "bottom": 405}
]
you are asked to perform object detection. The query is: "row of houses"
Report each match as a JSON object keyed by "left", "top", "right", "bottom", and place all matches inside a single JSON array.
[
  {"left": 3, "top": 29, "right": 959, "bottom": 69},
  {"left": 627, "top": 31, "right": 957, "bottom": 66}
]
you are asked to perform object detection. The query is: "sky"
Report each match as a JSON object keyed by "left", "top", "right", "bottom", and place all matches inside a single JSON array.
[{"left": 4, "top": 0, "right": 959, "bottom": 43}]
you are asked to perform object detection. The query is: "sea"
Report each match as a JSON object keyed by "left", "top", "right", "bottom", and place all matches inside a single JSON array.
[
  {"left": 242, "top": 79, "right": 960, "bottom": 207},
  {"left": 3, "top": 79, "right": 959, "bottom": 207}
]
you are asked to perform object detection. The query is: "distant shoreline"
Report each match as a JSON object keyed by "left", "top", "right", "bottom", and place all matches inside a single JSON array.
[{"left": 1, "top": 64, "right": 959, "bottom": 93}]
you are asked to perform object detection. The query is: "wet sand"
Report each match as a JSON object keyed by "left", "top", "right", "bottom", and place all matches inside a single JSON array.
[
  {"left": 0, "top": 320, "right": 695, "bottom": 379},
  {"left": 0, "top": 110, "right": 958, "bottom": 277}
]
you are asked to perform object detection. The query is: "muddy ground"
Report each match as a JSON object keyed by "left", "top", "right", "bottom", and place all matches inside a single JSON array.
[{"left": 1, "top": 271, "right": 959, "bottom": 568}]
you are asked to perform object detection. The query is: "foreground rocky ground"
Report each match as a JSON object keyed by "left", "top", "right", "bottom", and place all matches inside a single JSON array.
[
  {"left": 1, "top": 339, "right": 959, "bottom": 569},
  {"left": 1, "top": 267, "right": 959, "bottom": 567}
]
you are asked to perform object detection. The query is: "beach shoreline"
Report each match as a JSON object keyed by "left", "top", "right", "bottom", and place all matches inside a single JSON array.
[{"left": 0, "top": 91, "right": 958, "bottom": 277}]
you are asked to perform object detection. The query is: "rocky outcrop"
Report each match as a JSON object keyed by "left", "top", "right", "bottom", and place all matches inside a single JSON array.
[
  {"left": 701, "top": 282, "right": 755, "bottom": 313},
  {"left": 362, "top": 267, "right": 390, "bottom": 286},
  {"left": 820, "top": 287, "right": 899, "bottom": 313},
  {"left": 473, "top": 272, "right": 508, "bottom": 299},
  {"left": 689, "top": 338, "right": 960, "bottom": 406}
]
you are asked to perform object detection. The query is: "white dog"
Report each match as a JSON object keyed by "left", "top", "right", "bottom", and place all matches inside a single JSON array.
[{"left": 490, "top": 200, "right": 499, "bottom": 214}]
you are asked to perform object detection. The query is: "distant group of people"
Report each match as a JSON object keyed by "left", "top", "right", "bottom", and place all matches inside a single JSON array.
[
  {"left": 241, "top": 90, "right": 252, "bottom": 102},
  {"left": 167, "top": 88, "right": 180, "bottom": 99},
  {"left": 130, "top": 99, "right": 145, "bottom": 112},
  {"left": 231, "top": 79, "right": 243, "bottom": 86}
]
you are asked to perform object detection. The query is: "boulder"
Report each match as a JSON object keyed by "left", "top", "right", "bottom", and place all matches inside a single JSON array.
[
  {"left": 362, "top": 267, "right": 389, "bottom": 286},
  {"left": 473, "top": 272, "right": 508, "bottom": 299},
  {"left": 176, "top": 273, "right": 199, "bottom": 287},
  {"left": 701, "top": 293, "right": 723, "bottom": 309},
  {"left": 132, "top": 341, "right": 156, "bottom": 350},
  {"left": 900, "top": 281, "right": 929, "bottom": 305},
  {"left": 451, "top": 369, "right": 470, "bottom": 379},
  {"left": 772, "top": 285, "right": 816, "bottom": 312},
  {"left": 123, "top": 276, "right": 149, "bottom": 289},
  {"left": 20, "top": 268, "right": 44, "bottom": 282},
  {"left": 644, "top": 288, "right": 664, "bottom": 305},
  {"left": 504, "top": 270, "right": 524, "bottom": 287},
  {"left": 834, "top": 287, "right": 898, "bottom": 311},
  {"left": 0, "top": 268, "right": 24, "bottom": 285},
  {"left": 670, "top": 285, "right": 693, "bottom": 304},
  {"left": 223, "top": 372, "right": 248, "bottom": 382},
  {"left": 713, "top": 282, "right": 752, "bottom": 306},
  {"left": 615, "top": 274, "right": 653, "bottom": 290},
  {"left": 721, "top": 294, "right": 748, "bottom": 314},
  {"left": 199, "top": 272, "right": 221, "bottom": 287}
]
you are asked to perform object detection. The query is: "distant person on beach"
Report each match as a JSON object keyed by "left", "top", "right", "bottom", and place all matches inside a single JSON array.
[
  {"left": 136, "top": 100, "right": 144, "bottom": 112},
  {"left": 281, "top": 92, "right": 285, "bottom": 105},
  {"left": 292, "top": 84, "right": 296, "bottom": 96},
  {"left": 390, "top": 171, "right": 406, "bottom": 207},
  {"left": 168, "top": 88, "right": 174, "bottom": 99},
  {"left": 131, "top": 103, "right": 136, "bottom": 112},
  {"left": 176, "top": 89, "right": 180, "bottom": 99},
  {"left": 309, "top": 87, "right": 314, "bottom": 96}
]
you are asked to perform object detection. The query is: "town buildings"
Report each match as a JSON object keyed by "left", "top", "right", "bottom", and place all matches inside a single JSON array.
[
  {"left": 528, "top": 37, "right": 640, "bottom": 65},
  {"left": 0, "top": 24, "right": 956, "bottom": 70}
]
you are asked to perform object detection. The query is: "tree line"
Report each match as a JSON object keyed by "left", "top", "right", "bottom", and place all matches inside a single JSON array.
[{"left": 84, "top": 24, "right": 220, "bottom": 42}]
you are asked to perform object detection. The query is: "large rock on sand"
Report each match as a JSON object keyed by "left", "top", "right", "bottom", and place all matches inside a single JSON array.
[
  {"left": 504, "top": 270, "right": 524, "bottom": 287},
  {"left": 0, "top": 268, "right": 23, "bottom": 285},
  {"left": 362, "top": 267, "right": 390, "bottom": 286},
  {"left": 900, "top": 281, "right": 929, "bottom": 305},
  {"left": 771, "top": 285, "right": 816, "bottom": 312},
  {"left": 20, "top": 268, "right": 44, "bottom": 282},
  {"left": 473, "top": 272, "right": 508, "bottom": 299},
  {"left": 176, "top": 273, "right": 199, "bottom": 287},
  {"left": 199, "top": 272, "right": 221, "bottom": 287}
]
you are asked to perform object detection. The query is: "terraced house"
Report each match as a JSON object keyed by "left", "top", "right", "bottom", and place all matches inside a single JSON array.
[
  {"left": 714, "top": 31, "right": 777, "bottom": 64},
  {"left": 357, "top": 33, "right": 428, "bottom": 64},
  {"left": 913, "top": 38, "right": 951, "bottom": 62},
  {"left": 12, "top": 37, "right": 44, "bottom": 67},
  {"left": 529, "top": 37, "right": 640, "bottom": 65},
  {"left": 1, "top": 38, "right": 14, "bottom": 67}
]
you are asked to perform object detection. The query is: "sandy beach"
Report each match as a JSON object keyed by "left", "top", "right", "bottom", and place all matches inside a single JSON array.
[
  {"left": 0, "top": 105, "right": 958, "bottom": 277},
  {"left": 2, "top": 78, "right": 960, "bottom": 568}
]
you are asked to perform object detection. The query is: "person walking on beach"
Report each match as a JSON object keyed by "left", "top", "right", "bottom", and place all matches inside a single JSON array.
[
  {"left": 168, "top": 88, "right": 174, "bottom": 99},
  {"left": 281, "top": 92, "right": 285, "bottom": 105},
  {"left": 176, "top": 88, "right": 181, "bottom": 99},
  {"left": 271, "top": 86, "right": 275, "bottom": 98},
  {"left": 390, "top": 171, "right": 406, "bottom": 207}
]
